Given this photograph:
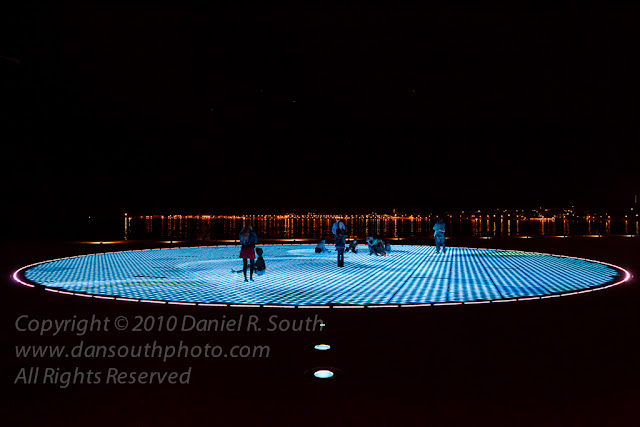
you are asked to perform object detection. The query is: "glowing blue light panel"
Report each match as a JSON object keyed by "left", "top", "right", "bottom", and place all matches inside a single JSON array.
[{"left": 19, "top": 245, "right": 627, "bottom": 307}]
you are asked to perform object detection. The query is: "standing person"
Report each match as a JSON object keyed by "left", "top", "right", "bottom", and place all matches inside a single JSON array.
[
  {"left": 433, "top": 216, "right": 446, "bottom": 254},
  {"left": 332, "top": 217, "right": 347, "bottom": 267},
  {"left": 239, "top": 225, "right": 258, "bottom": 281}
]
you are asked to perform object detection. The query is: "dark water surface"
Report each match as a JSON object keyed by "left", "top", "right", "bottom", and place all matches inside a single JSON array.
[{"left": 125, "top": 215, "right": 640, "bottom": 241}]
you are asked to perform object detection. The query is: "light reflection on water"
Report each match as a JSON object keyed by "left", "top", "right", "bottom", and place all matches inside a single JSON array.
[{"left": 124, "top": 215, "right": 640, "bottom": 240}]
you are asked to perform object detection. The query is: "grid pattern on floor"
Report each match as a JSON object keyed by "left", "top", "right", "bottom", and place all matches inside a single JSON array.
[{"left": 22, "top": 245, "right": 622, "bottom": 306}]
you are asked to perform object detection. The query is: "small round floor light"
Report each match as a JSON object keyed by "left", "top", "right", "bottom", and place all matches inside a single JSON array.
[
  {"left": 314, "top": 344, "right": 331, "bottom": 351},
  {"left": 313, "top": 369, "right": 334, "bottom": 379}
]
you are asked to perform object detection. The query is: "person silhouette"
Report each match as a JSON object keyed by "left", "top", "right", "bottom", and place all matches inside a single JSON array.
[
  {"left": 332, "top": 218, "right": 348, "bottom": 267},
  {"left": 239, "top": 225, "right": 258, "bottom": 281},
  {"left": 433, "top": 216, "right": 446, "bottom": 254},
  {"left": 254, "top": 247, "right": 266, "bottom": 276},
  {"left": 315, "top": 239, "right": 330, "bottom": 253}
]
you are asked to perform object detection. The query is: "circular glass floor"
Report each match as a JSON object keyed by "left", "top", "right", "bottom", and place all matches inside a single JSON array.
[{"left": 15, "top": 245, "right": 630, "bottom": 308}]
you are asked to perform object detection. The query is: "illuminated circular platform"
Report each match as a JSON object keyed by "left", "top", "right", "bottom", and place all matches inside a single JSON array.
[{"left": 14, "top": 245, "right": 630, "bottom": 307}]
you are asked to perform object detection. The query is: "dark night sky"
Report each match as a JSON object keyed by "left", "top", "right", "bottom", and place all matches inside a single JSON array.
[{"left": 2, "top": 2, "right": 639, "bottom": 224}]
